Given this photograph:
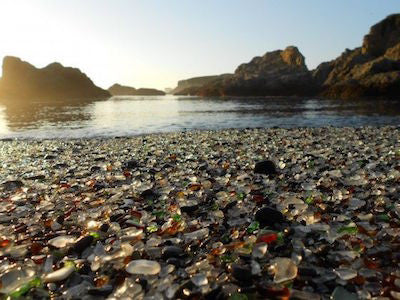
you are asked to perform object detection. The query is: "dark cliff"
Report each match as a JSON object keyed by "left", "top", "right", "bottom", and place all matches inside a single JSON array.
[
  {"left": 0, "top": 56, "right": 110, "bottom": 100},
  {"left": 314, "top": 14, "right": 400, "bottom": 99}
]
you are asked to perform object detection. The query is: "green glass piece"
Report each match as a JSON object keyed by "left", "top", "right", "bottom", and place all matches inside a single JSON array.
[
  {"left": 89, "top": 232, "right": 100, "bottom": 239},
  {"left": 305, "top": 195, "right": 314, "bottom": 204},
  {"left": 237, "top": 192, "right": 245, "bottom": 200},
  {"left": 337, "top": 226, "right": 358, "bottom": 234},
  {"left": 131, "top": 216, "right": 140, "bottom": 223},
  {"left": 221, "top": 233, "right": 230, "bottom": 244},
  {"left": 52, "top": 250, "right": 64, "bottom": 259},
  {"left": 147, "top": 225, "right": 158, "bottom": 233},
  {"left": 64, "top": 260, "right": 77, "bottom": 270},
  {"left": 229, "top": 293, "right": 249, "bottom": 300},
  {"left": 331, "top": 287, "right": 358, "bottom": 300},
  {"left": 377, "top": 214, "right": 390, "bottom": 222},
  {"left": 247, "top": 221, "right": 260, "bottom": 233},
  {"left": 7, "top": 277, "right": 42, "bottom": 299},
  {"left": 211, "top": 203, "right": 219, "bottom": 211},
  {"left": 353, "top": 244, "right": 364, "bottom": 253},
  {"left": 29, "top": 277, "right": 42, "bottom": 287},
  {"left": 152, "top": 210, "right": 166, "bottom": 218},
  {"left": 386, "top": 203, "right": 395, "bottom": 210},
  {"left": 277, "top": 232, "right": 284, "bottom": 242},
  {"left": 172, "top": 214, "right": 181, "bottom": 222},
  {"left": 220, "top": 254, "right": 235, "bottom": 263},
  {"left": 285, "top": 281, "right": 293, "bottom": 288}
]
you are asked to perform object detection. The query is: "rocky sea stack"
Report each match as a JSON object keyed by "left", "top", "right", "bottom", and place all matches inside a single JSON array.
[
  {"left": 108, "top": 83, "right": 165, "bottom": 96},
  {"left": 174, "top": 14, "right": 400, "bottom": 99},
  {"left": 216, "top": 46, "right": 317, "bottom": 97},
  {"left": 315, "top": 13, "right": 400, "bottom": 99},
  {"left": 0, "top": 56, "right": 110, "bottom": 100}
]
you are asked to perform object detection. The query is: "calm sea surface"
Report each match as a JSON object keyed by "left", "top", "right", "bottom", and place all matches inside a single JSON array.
[{"left": 0, "top": 95, "right": 399, "bottom": 139}]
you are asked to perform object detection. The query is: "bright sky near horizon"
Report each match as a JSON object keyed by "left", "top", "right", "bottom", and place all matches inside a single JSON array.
[{"left": 0, "top": 1, "right": 398, "bottom": 90}]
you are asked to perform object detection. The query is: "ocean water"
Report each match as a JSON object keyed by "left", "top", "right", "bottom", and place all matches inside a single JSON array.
[{"left": 0, "top": 95, "right": 399, "bottom": 139}]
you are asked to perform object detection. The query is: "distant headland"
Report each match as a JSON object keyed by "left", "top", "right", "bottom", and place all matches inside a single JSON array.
[{"left": 108, "top": 83, "right": 165, "bottom": 96}]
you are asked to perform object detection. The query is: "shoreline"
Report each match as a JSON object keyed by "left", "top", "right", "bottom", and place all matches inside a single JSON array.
[
  {"left": 1, "top": 127, "right": 400, "bottom": 299},
  {"left": 1, "top": 124, "right": 400, "bottom": 141}
]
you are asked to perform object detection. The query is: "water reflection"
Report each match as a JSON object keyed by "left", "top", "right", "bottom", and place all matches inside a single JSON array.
[
  {"left": 0, "top": 96, "right": 399, "bottom": 138},
  {"left": 0, "top": 99, "right": 99, "bottom": 130}
]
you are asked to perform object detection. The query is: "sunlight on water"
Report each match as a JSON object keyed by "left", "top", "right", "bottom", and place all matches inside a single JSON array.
[
  {"left": 0, "top": 96, "right": 399, "bottom": 139},
  {"left": 90, "top": 96, "right": 181, "bottom": 134},
  {"left": 0, "top": 106, "right": 10, "bottom": 136}
]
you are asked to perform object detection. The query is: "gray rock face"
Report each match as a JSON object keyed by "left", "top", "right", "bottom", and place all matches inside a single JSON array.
[
  {"left": 234, "top": 46, "right": 308, "bottom": 80},
  {"left": 108, "top": 83, "right": 165, "bottom": 96},
  {"left": 362, "top": 14, "right": 400, "bottom": 57},
  {"left": 314, "top": 14, "right": 400, "bottom": 99},
  {"left": 0, "top": 56, "right": 110, "bottom": 100},
  {"left": 222, "top": 46, "right": 316, "bottom": 96}
]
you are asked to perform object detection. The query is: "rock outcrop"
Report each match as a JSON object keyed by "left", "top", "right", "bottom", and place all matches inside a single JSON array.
[
  {"left": 362, "top": 14, "right": 400, "bottom": 57},
  {"left": 314, "top": 14, "right": 400, "bottom": 99},
  {"left": 0, "top": 56, "right": 110, "bottom": 100},
  {"left": 218, "top": 46, "right": 317, "bottom": 96},
  {"left": 108, "top": 83, "right": 165, "bottom": 96}
]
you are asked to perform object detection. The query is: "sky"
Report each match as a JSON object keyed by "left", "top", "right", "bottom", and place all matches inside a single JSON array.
[{"left": 0, "top": 1, "right": 398, "bottom": 90}]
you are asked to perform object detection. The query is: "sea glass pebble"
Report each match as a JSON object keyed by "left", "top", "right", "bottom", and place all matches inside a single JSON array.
[{"left": 126, "top": 260, "right": 161, "bottom": 275}]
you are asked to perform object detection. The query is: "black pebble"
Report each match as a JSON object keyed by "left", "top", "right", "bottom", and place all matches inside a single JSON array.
[
  {"left": 180, "top": 204, "right": 199, "bottom": 214},
  {"left": 255, "top": 206, "right": 285, "bottom": 228},
  {"left": 199, "top": 162, "right": 208, "bottom": 171},
  {"left": 254, "top": 160, "right": 277, "bottom": 175},
  {"left": 99, "top": 223, "right": 109, "bottom": 232},
  {"left": 56, "top": 215, "right": 64, "bottom": 225},
  {"left": 2, "top": 180, "right": 24, "bottom": 191},
  {"left": 26, "top": 174, "right": 46, "bottom": 180},
  {"left": 54, "top": 163, "right": 69, "bottom": 169},
  {"left": 222, "top": 200, "right": 237, "bottom": 213},
  {"left": 140, "top": 189, "right": 158, "bottom": 201},
  {"left": 88, "top": 285, "right": 113, "bottom": 296},
  {"left": 124, "top": 160, "right": 139, "bottom": 170},
  {"left": 298, "top": 267, "right": 318, "bottom": 277},
  {"left": 162, "top": 246, "right": 185, "bottom": 259},
  {"left": 72, "top": 235, "right": 94, "bottom": 254},
  {"left": 44, "top": 154, "right": 56, "bottom": 160},
  {"left": 232, "top": 265, "right": 253, "bottom": 286},
  {"left": 166, "top": 257, "right": 184, "bottom": 267},
  {"left": 110, "top": 213, "right": 124, "bottom": 222},
  {"left": 90, "top": 166, "right": 101, "bottom": 173},
  {"left": 137, "top": 278, "right": 149, "bottom": 292},
  {"left": 205, "top": 286, "right": 224, "bottom": 300}
]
